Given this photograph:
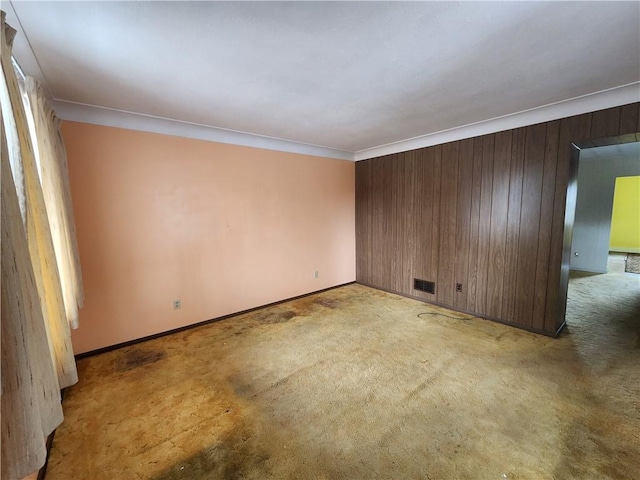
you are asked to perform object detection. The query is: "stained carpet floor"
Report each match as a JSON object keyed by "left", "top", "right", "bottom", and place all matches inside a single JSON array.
[{"left": 47, "top": 278, "right": 640, "bottom": 479}]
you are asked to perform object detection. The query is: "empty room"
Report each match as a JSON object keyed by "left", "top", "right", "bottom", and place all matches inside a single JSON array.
[{"left": 2, "top": 2, "right": 639, "bottom": 480}]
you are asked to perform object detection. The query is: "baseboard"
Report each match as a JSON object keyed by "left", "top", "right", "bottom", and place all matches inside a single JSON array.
[
  {"left": 610, "top": 248, "right": 640, "bottom": 254},
  {"left": 569, "top": 268, "right": 607, "bottom": 274},
  {"left": 355, "top": 281, "right": 563, "bottom": 338},
  {"left": 75, "top": 282, "right": 355, "bottom": 359}
]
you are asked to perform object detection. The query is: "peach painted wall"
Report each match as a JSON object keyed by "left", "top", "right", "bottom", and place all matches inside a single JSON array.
[{"left": 62, "top": 122, "right": 355, "bottom": 354}]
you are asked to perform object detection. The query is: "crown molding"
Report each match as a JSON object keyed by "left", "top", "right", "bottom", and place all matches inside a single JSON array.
[
  {"left": 52, "top": 100, "right": 356, "bottom": 161},
  {"left": 53, "top": 80, "right": 639, "bottom": 163},
  {"left": 354, "top": 82, "right": 640, "bottom": 161}
]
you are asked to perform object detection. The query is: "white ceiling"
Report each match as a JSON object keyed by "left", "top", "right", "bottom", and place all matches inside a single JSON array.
[{"left": 6, "top": 1, "right": 640, "bottom": 160}]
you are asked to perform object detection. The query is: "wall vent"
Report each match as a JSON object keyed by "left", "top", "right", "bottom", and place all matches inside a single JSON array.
[{"left": 414, "top": 278, "right": 435, "bottom": 294}]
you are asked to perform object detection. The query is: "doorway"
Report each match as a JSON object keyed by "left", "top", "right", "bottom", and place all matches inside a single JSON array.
[
  {"left": 564, "top": 141, "right": 640, "bottom": 342},
  {"left": 571, "top": 142, "right": 640, "bottom": 273}
]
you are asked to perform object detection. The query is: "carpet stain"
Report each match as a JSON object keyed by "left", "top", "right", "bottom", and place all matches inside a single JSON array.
[
  {"left": 254, "top": 309, "right": 297, "bottom": 325},
  {"left": 314, "top": 297, "right": 340, "bottom": 309},
  {"left": 150, "top": 413, "right": 272, "bottom": 480},
  {"left": 115, "top": 348, "right": 166, "bottom": 372}
]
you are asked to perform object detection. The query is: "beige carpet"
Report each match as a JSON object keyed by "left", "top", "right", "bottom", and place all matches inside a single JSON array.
[{"left": 47, "top": 277, "right": 640, "bottom": 479}]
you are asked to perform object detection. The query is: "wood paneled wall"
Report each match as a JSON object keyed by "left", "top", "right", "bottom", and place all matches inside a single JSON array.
[{"left": 355, "top": 103, "right": 640, "bottom": 335}]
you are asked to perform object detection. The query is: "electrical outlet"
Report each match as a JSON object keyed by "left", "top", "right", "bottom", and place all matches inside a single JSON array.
[
  {"left": 456, "top": 283, "right": 463, "bottom": 292},
  {"left": 173, "top": 300, "right": 181, "bottom": 310},
  {"left": 314, "top": 270, "right": 319, "bottom": 279}
]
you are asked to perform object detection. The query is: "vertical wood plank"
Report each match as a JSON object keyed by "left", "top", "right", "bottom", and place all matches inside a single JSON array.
[
  {"left": 619, "top": 103, "right": 639, "bottom": 134},
  {"left": 453, "top": 138, "right": 474, "bottom": 310},
  {"left": 355, "top": 160, "right": 370, "bottom": 284},
  {"left": 390, "top": 154, "right": 403, "bottom": 293},
  {"left": 430, "top": 146, "right": 442, "bottom": 300},
  {"left": 531, "top": 120, "right": 560, "bottom": 330},
  {"left": 486, "top": 130, "right": 512, "bottom": 318},
  {"left": 502, "top": 127, "right": 526, "bottom": 322},
  {"left": 466, "top": 138, "right": 483, "bottom": 308},
  {"left": 399, "top": 151, "right": 416, "bottom": 295},
  {"left": 437, "top": 142, "right": 459, "bottom": 305},
  {"left": 590, "top": 106, "right": 622, "bottom": 143},
  {"left": 380, "top": 156, "right": 395, "bottom": 291},
  {"left": 618, "top": 103, "right": 640, "bottom": 143},
  {"left": 475, "top": 134, "right": 495, "bottom": 315},
  {"left": 407, "top": 149, "right": 423, "bottom": 296},
  {"left": 369, "top": 157, "right": 385, "bottom": 288},
  {"left": 413, "top": 147, "right": 436, "bottom": 300},
  {"left": 515, "top": 123, "right": 547, "bottom": 327},
  {"left": 396, "top": 152, "right": 414, "bottom": 295},
  {"left": 362, "top": 159, "right": 376, "bottom": 286}
]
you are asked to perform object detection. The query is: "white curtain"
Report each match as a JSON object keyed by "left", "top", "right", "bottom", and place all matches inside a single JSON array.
[
  {"left": 24, "top": 77, "right": 84, "bottom": 330},
  {"left": 1, "top": 12, "right": 84, "bottom": 480}
]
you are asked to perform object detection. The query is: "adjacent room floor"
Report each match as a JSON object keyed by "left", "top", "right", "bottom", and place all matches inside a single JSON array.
[{"left": 46, "top": 276, "right": 639, "bottom": 479}]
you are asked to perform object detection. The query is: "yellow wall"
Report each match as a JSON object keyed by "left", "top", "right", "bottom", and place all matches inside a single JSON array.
[{"left": 610, "top": 175, "right": 640, "bottom": 252}]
